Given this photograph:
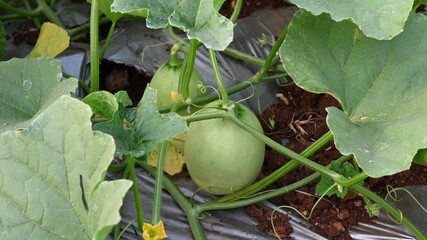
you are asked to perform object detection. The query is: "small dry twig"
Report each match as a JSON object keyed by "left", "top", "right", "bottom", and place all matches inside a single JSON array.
[{"left": 276, "top": 93, "right": 289, "bottom": 105}]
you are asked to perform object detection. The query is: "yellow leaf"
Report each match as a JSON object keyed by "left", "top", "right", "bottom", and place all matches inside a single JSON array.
[
  {"left": 142, "top": 221, "right": 167, "bottom": 240},
  {"left": 27, "top": 22, "right": 70, "bottom": 58},
  {"left": 147, "top": 134, "right": 186, "bottom": 175}
]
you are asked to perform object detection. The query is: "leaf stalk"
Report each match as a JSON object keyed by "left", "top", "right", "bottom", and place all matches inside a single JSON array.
[
  {"left": 89, "top": 0, "right": 100, "bottom": 93},
  {"left": 128, "top": 156, "right": 144, "bottom": 231},
  {"left": 152, "top": 141, "right": 168, "bottom": 224}
]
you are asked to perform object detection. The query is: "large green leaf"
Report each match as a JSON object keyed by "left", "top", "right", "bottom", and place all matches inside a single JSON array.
[
  {"left": 0, "top": 95, "right": 132, "bottom": 239},
  {"left": 94, "top": 87, "right": 188, "bottom": 158},
  {"left": 0, "top": 57, "right": 77, "bottom": 133},
  {"left": 111, "top": 0, "right": 234, "bottom": 50},
  {"left": 289, "top": 0, "right": 413, "bottom": 40},
  {"left": 281, "top": 11, "right": 427, "bottom": 177},
  {"left": 111, "top": 0, "right": 175, "bottom": 24},
  {"left": 0, "top": 20, "right": 6, "bottom": 58}
]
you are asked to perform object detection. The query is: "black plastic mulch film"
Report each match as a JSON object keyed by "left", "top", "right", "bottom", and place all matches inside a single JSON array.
[{"left": 3, "top": 1, "right": 425, "bottom": 239}]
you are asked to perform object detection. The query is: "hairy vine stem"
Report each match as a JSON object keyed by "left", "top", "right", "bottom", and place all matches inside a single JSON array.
[
  {"left": 89, "top": 0, "right": 100, "bottom": 93},
  {"left": 209, "top": 49, "right": 229, "bottom": 106},
  {"left": 218, "top": 131, "right": 334, "bottom": 203},
  {"left": 179, "top": 39, "right": 198, "bottom": 102},
  {"left": 230, "top": 0, "right": 243, "bottom": 23},
  {"left": 350, "top": 184, "right": 426, "bottom": 240},
  {"left": 128, "top": 156, "right": 144, "bottom": 231},
  {"left": 152, "top": 142, "right": 168, "bottom": 224}
]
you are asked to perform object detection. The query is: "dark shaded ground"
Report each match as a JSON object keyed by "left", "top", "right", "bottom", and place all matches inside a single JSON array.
[
  {"left": 248, "top": 81, "right": 427, "bottom": 239},
  {"left": 220, "top": 0, "right": 286, "bottom": 18}
]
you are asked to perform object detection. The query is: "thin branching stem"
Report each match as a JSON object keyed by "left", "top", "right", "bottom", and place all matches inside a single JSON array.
[
  {"left": 100, "top": 20, "right": 117, "bottom": 60},
  {"left": 179, "top": 39, "right": 198, "bottom": 101}
]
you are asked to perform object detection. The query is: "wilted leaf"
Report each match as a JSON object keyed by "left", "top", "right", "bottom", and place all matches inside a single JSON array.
[
  {"left": 148, "top": 134, "right": 186, "bottom": 175},
  {"left": 27, "top": 22, "right": 70, "bottom": 58}
]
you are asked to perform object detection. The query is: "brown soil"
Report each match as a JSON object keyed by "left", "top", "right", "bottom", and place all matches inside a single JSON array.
[
  {"left": 99, "top": 60, "right": 152, "bottom": 106},
  {"left": 11, "top": 23, "right": 39, "bottom": 46},
  {"left": 247, "top": 205, "right": 293, "bottom": 239},
  {"left": 220, "top": 0, "right": 287, "bottom": 18},
  {"left": 246, "top": 81, "right": 427, "bottom": 239}
]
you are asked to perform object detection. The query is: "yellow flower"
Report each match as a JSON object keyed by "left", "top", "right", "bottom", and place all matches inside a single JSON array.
[
  {"left": 170, "top": 91, "right": 180, "bottom": 102},
  {"left": 142, "top": 221, "right": 167, "bottom": 240}
]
